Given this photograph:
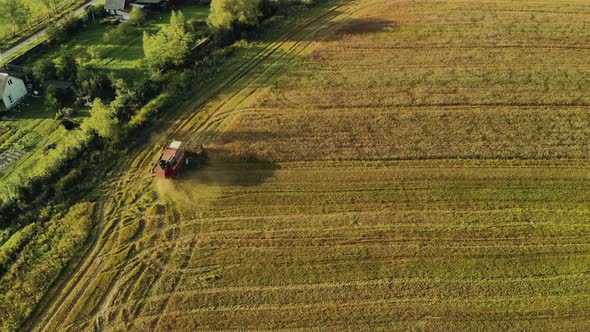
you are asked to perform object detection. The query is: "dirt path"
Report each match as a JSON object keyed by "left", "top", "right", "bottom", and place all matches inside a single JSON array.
[{"left": 21, "top": 1, "right": 373, "bottom": 330}]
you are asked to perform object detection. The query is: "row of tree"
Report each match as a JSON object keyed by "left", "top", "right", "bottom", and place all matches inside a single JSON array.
[
  {"left": 0, "top": 0, "right": 31, "bottom": 35},
  {"left": 142, "top": 0, "right": 321, "bottom": 72},
  {"left": 0, "top": 0, "right": 78, "bottom": 36},
  {"left": 207, "top": 0, "right": 320, "bottom": 42}
]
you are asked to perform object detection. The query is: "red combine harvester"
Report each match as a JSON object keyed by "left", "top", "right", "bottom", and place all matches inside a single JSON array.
[{"left": 153, "top": 141, "right": 188, "bottom": 179}]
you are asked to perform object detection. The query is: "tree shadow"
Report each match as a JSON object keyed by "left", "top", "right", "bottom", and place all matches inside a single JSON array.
[
  {"left": 0, "top": 96, "right": 54, "bottom": 120},
  {"left": 326, "top": 18, "right": 398, "bottom": 41},
  {"left": 284, "top": 12, "right": 397, "bottom": 42}
]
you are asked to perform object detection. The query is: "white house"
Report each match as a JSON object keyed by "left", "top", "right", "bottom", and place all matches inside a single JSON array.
[{"left": 0, "top": 73, "right": 27, "bottom": 111}]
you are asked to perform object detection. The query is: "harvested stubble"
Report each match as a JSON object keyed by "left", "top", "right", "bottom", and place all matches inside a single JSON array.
[{"left": 29, "top": 0, "right": 590, "bottom": 331}]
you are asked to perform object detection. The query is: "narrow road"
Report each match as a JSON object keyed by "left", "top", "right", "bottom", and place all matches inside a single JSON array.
[{"left": 0, "top": 0, "right": 102, "bottom": 64}]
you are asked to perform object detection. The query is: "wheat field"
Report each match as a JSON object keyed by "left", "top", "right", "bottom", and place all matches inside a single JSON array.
[{"left": 25, "top": 0, "right": 590, "bottom": 330}]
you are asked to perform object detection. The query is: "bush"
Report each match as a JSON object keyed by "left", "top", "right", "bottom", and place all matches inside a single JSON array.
[
  {"left": 143, "top": 11, "right": 192, "bottom": 71},
  {"left": 55, "top": 52, "right": 78, "bottom": 81},
  {"left": 0, "top": 199, "right": 19, "bottom": 231},
  {"left": 87, "top": 45, "right": 104, "bottom": 60},
  {"left": 89, "top": 4, "right": 108, "bottom": 19},
  {"left": 47, "top": 16, "right": 86, "bottom": 45},
  {"left": 127, "top": 92, "right": 173, "bottom": 129},
  {"left": 61, "top": 15, "right": 85, "bottom": 34},
  {"left": 187, "top": 18, "right": 208, "bottom": 31},
  {"left": 32, "top": 59, "right": 57, "bottom": 82},
  {"left": 54, "top": 167, "right": 82, "bottom": 201},
  {"left": 56, "top": 107, "right": 75, "bottom": 120},
  {"left": 83, "top": 99, "right": 119, "bottom": 140},
  {"left": 130, "top": 6, "right": 147, "bottom": 26},
  {"left": 0, "top": 224, "right": 35, "bottom": 273},
  {"left": 104, "top": 22, "right": 133, "bottom": 43},
  {"left": 259, "top": 0, "right": 283, "bottom": 18},
  {"left": 162, "top": 69, "right": 195, "bottom": 98},
  {"left": 45, "top": 87, "right": 61, "bottom": 114},
  {"left": 300, "top": 0, "right": 317, "bottom": 6},
  {"left": 100, "top": 17, "right": 120, "bottom": 25},
  {"left": 75, "top": 67, "right": 112, "bottom": 101},
  {"left": 208, "top": 0, "right": 261, "bottom": 32},
  {"left": 46, "top": 24, "right": 66, "bottom": 44}
]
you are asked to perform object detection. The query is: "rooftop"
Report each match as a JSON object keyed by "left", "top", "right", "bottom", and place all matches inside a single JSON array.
[{"left": 105, "top": 0, "right": 126, "bottom": 10}]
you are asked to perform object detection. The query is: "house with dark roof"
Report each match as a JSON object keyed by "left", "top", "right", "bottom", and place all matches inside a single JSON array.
[
  {"left": 0, "top": 73, "right": 27, "bottom": 111},
  {"left": 105, "top": 0, "right": 131, "bottom": 21},
  {"left": 105, "top": 0, "right": 167, "bottom": 21}
]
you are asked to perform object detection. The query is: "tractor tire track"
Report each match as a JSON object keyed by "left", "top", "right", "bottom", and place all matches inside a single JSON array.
[
  {"left": 152, "top": 209, "right": 202, "bottom": 330},
  {"left": 182, "top": 0, "right": 382, "bottom": 146},
  {"left": 167, "top": 1, "right": 357, "bottom": 142},
  {"left": 21, "top": 200, "right": 112, "bottom": 332}
]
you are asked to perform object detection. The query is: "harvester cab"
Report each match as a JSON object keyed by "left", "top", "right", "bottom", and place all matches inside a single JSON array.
[{"left": 153, "top": 141, "right": 188, "bottom": 179}]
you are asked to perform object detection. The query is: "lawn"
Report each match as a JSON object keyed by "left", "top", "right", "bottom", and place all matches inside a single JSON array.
[
  {"left": 27, "top": 4, "right": 211, "bottom": 82},
  {"left": 18, "top": 0, "right": 590, "bottom": 330}
]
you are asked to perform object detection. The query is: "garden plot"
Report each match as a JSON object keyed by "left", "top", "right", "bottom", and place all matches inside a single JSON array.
[{"left": 0, "top": 148, "right": 26, "bottom": 172}]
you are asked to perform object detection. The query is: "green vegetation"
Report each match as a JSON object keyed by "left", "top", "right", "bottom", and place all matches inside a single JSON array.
[
  {"left": 129, "top": 6, "right": 147, "bottom": 27},
  {"left": 84, "top": 99, "right": 118, "bottom": 139},
  {"left": 0, "top": 0, "right": 87, "bottom": 49},
  {"left": 0, "top": 5, "right": 211, "bottom": 190},
  {"left": 34, "top": 6, "right": 209, "bottom": 81},
  {"left": 0, "top": 0, "right": 32, "bottom": 35},
  {"left": 143, "top": 11, "right": 193, "bottom": 71},
  {"left": 32, "top": 58, "right": 56, "bottom": 81},
  {"left": 0, "top": 202, "right": 94, "bottom": 331},
  {"left": 208, "top": 0, "right": 261, "bottom": 31},
  {"left": 0, "top": 7, "right": 209, "bottom": 329}
]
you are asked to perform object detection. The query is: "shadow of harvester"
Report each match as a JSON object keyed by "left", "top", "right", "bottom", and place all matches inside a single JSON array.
[
  {"left": 327, "top": 18, "right": 398, "bottom": 40},
  {"left": 153, "top": 145, "right": 279, "bottom": 205}
]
